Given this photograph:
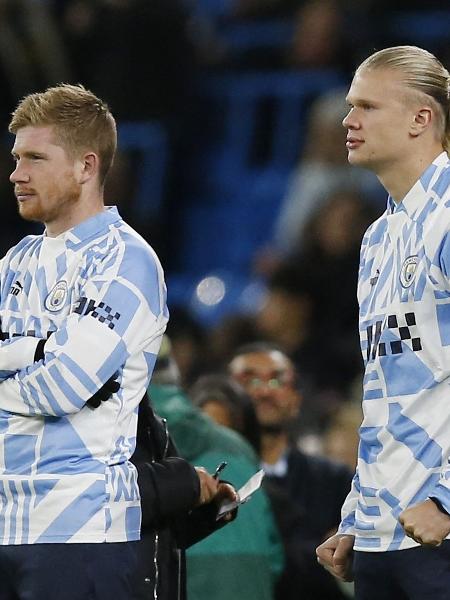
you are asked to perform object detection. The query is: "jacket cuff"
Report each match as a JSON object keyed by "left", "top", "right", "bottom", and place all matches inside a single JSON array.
[{"left": 429, "top": 483, "right": 450, "bottom": 515}]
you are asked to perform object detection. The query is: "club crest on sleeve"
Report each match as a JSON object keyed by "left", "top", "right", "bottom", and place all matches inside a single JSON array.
[
  {"left": 399, "top": 256, "right": 419, "bottom": 288},
  {"left": 45, "top": 281, "right": 68, "bottom": 312}
]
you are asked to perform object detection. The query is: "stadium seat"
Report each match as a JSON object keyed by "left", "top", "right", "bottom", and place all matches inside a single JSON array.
[
  {"left": 117, "top": 121, "right": 169, "bottom": 219},
  {"left": 199, "top": 70, "right": 345, "bottom": 176}
]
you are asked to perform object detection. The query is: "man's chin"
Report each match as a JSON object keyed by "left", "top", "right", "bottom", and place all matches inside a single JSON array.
[
  {"left": 347, "top": 151, "right": 361, "bottom": 165},
  {"left": 347, "top": 150, "right": 370, "bottom": 168},
  {"left": 17, "top": 203, "right": 41, "bottom": 222}
]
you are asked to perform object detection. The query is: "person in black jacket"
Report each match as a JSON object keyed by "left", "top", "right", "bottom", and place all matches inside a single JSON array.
[
  {"left": 229, "top": 342, "right": 353, "bottom": 600},
  {"left": 131, "top": 395, "right": 237, "bottom": 600}
]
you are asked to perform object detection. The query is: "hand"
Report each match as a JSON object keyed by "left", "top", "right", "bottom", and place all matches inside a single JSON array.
[
  {"left": 215, "top": 482, "right": 238, "bottom": 504},
  {"left": 215, "top": 482, "right": 239, "bottom": 522},
  {"left": 195, "top": 467, "right": 220, "bottom": 506},
  {"left": 399, "top": 499, "right": 450, "bottom": 547},
  {"left": 86, "top": 374, "right": 120, "bottom": 408},
  {"left": 316, "top": 533, "right": 355, "bottom": 582}
]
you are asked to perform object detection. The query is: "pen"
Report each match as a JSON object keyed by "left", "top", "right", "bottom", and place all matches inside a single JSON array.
[{"left": 213, "top": 461, "right": 227, "bottom": 479}]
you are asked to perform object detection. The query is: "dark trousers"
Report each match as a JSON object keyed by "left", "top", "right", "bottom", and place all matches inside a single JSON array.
[
  {"left": 0, "top": 541, "right": 139, "bottom": 600},
  {"left": 353, "top": 541, "right": 450, "bottom": 600}
]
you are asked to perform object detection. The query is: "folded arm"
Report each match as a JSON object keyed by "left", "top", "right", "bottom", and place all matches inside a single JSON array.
[{"left": 0, "top": 248, "right": 167, "bottom": 416}]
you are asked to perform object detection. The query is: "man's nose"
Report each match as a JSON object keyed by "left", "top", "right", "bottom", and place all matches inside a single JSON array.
[
  {"left": 10, "top": 163, "right": 28, "bottom": 183},
  {"left": 252, "top": 381, "right": 276, "bottom": 398},
  {"left": 342, "top": 109, "right": 357, "bottom": 129}
]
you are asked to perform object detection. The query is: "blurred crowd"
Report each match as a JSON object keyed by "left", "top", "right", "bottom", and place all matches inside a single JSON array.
[{"left": 1, "top": 1, "right": 449, "bottom": 598}]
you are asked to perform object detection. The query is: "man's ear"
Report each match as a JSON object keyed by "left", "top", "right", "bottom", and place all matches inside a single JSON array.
[
  {"left": 77, "top": 152, "right": 99, "bottom": 184},
  {"left": 410, "top": 107, "right": 433, "bottom": 138}
]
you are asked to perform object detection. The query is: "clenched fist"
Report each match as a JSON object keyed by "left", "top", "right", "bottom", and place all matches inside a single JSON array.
[{"left": 399, "top": 499, "right": 450, "bottom": 547}]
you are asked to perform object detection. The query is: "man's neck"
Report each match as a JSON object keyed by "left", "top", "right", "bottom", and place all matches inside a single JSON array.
[
  {"left": 46, "top": 193, "right": 105, "bottom": 238},
  {"left": 379, "top": 146, "right": 444, "bottom": 204},
  {"left": 260, "top": 431, "right": 289, "bottom": 465}
]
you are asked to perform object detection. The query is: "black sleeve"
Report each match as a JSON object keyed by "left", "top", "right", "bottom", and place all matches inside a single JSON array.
[
  {"left": 130, "top": 394, "right": 200, "bottom": 527},
  {"left": 174, "top": 489, "right": 238, "bottom": 549},
  {"left": 133, "top": 450, "right": 200, "bottom": 528}
]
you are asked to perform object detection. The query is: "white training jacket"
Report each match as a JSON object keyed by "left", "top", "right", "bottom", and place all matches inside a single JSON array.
[
  {"left": 0, "top": 207, "right": 168, "bottom": 544},
  {"left": 339, "top": 152, "right": 450, "bottom": 551}
]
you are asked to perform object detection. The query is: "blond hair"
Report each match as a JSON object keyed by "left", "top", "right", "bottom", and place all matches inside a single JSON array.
[
  {"left": 357, "top": 46, "right": 450, "bottom": 151},
  {"left": 9, "top": 83, "right": 117, "bottom": 185}
]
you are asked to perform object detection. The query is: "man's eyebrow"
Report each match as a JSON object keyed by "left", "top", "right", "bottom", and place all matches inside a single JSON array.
[{"left": 11, "top": 150, "right": 48, "bottom": 158}]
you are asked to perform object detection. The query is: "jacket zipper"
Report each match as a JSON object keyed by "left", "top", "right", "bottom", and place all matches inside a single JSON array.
[
  {"left": 162, "top": 418, "right": 169, "bottom": 458},
  {"left": 151, "top": 417, "right": 170, "bottom": 600},
  {"left": 176, "top": 548, "right": 182, "bottom": 600},
  {"left": 153, "top": 532, "right": 160, "bottom": 600}
]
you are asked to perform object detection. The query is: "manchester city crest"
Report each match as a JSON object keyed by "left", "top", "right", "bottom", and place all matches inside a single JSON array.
[
  {"left": 399, "top": 256, "right": 419, "bottom": 288},
  {"left": 45, "top": 281, "right": 68, "bottom": 312}
]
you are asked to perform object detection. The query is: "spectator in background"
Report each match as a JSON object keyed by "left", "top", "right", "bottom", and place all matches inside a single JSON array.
[
  {"left": 149, "top": 336, "right": 284, "bottom": 600},
  {"left": 229, "top": 342, "right": 353, "bottom": 600},
  {"left": 190, "top": 372, "right": 261, "bottom": 454}
]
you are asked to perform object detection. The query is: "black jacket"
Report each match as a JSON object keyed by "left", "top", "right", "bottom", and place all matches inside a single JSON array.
[
  {"left": 266, "top": 448, "right": 353, "bottom": 600},
  {"left": 130, "top": 398, "right": 228, "bottom": 600}
]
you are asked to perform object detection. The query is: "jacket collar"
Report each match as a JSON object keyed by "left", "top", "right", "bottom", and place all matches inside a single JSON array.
[{"left": 387, "top": 151, "right": 449, "bottom": 219}]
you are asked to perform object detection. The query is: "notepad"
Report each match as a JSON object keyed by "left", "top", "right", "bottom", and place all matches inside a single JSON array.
[{"left": 217, "top": 469, "right": 265, "bottom": 519}]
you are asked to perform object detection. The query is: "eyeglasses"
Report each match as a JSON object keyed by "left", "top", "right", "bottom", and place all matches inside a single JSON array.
[{"left": 245, "top": 376, "right": 289, "bottom": 390}]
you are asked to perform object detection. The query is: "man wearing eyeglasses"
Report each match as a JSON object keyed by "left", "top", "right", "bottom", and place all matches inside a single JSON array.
[{"left": 228, "top": 342, "right": 353, "bottom": 600}]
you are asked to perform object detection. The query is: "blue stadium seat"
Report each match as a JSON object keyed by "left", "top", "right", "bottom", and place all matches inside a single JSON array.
[
  {"left": 200, "top": 70, "right": 345, "bottom": 175},
  {"left": 174, "top": 164, "right": 290, "bottom": 280},
  {"left": 117, "top": 121, "right": 168, "bottom": 219}
]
